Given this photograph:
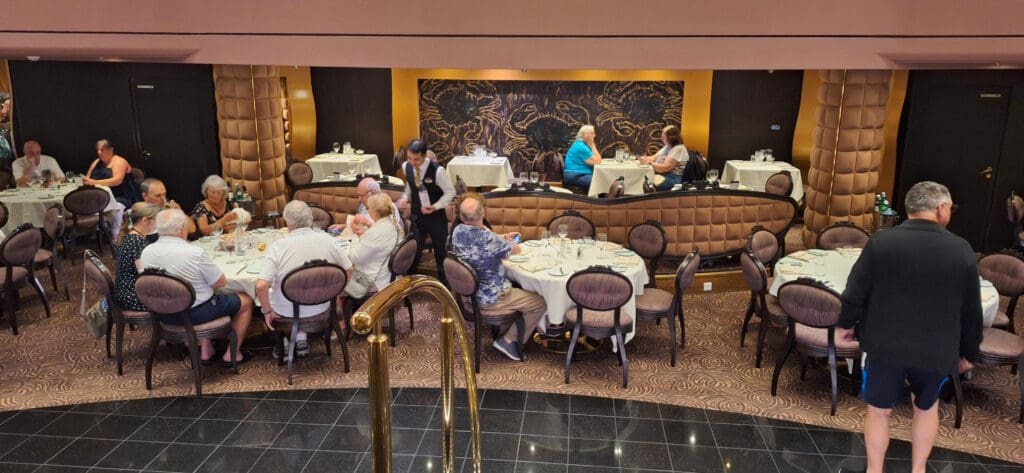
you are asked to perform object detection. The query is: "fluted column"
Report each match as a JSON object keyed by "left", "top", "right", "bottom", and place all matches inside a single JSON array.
[
  {"left": 802, "top": 70, "right": 892, "bottom": 248},
  {"left": 213, "top": 65, "right": 288, "bottom": 216}
]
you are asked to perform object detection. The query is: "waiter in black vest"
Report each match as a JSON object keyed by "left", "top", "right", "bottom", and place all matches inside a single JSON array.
[{"left": 398, "top": 140, "right": 455, "bottom": 285}]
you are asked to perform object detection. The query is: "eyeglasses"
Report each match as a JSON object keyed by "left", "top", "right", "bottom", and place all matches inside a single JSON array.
[{"left": 940, "top": 202, "right": 959, "bottom": 214}]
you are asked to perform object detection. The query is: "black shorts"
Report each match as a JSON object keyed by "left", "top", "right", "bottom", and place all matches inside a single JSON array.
[
  {"left": 861, "top": 355, "right": 950, "bottom": 410},
  {"left": 161, "top": 294, "right": 241, "bottom": 326}
]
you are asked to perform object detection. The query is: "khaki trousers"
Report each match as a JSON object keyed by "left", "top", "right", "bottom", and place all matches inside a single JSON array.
[{"left": 478, "top": 288, "right": 547, "bottom": 345}]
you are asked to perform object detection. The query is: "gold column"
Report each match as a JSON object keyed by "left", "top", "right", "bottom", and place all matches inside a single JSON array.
[{"left": 351, "top": 275, "right": 482, "bottom": 473}]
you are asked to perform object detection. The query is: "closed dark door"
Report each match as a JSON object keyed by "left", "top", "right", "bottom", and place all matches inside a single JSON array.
[
  {"left": 898, "top": 85, "right": 1011, "bottom": 248},
  {"left": 130, "top": 75, "right": 220, "bottom": 211}
]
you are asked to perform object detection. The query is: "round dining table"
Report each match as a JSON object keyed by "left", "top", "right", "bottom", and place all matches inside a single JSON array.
[
  {"left": 769, "top": 248, "right": 1000, "bottom": 327},
  {"left": 503, "top": 238, "right": 650, "bottom": 345},
  {"left": 0, "top": 183, "right": 123, "bottom": 234}
]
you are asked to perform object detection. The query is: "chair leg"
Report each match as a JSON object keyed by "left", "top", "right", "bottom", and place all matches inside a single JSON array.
[
  {"left": 323, "top": 328, "right": 332, "bottom": 357},
  {"left": 678, "top": 303, "right": 687, "bottom": 350},
  {"left": 388, "top": 309, "right": 397, "bottom": 348},
  {"left": 564, "top": 323, "right": 583, "bottom": 384},
  {"left": 227, "top": 331, "right": 238, "bottom": 374},
  {"left": 1018, "top": 358, "right": 1023, "bottom": 424},
  {"left": 105, "top": 314, "right": 114, "bottom": 358},
  {"left": 182, "top": 333, "right": 203, "bottom": 397},
  {"left": 828, "top": 343, "right": 839, "bottom": 416},
  {"left": 333, "top": 324, "right": 350, "bottom": 373},
  {"left": 615, "top": 326, "right": 629, "bottom": 388},
  {"left": 740, "top": 293, "right": 755, "bottom": 347},
  {"left": 405, "top": 297, "right": 415, "bottom": 330},
  {"left": 28, "top": 272, "right": 51, "bottom": 319},
  {"left": 667, "top": 313, "right": 678, "bottom": 367},
  {"left": 770, "top": 330, "right": 795, "bottom": 396},
  {"left": 145, "top": 326, "right": 161, "bottom": 391},
  {"left": 799, "top": 356, "right": 809, "bottom": 381},
  {"left": 287, "top": 319, "right": 299, "bottom": 385},
  {"left": 755, "top": 312, "right": 769, "bottom": 368},
  {"left": 275, "top": 332, "right": 286, "bottom": 367},
  {"left": 473, "top": 317, "right": 481, "bottom": 374},
  {"left": 46, "top": 263, "right": 59, "bottom": 295},
  {"left": 115, "top": 319, "right": 126, "bottom": 376}
]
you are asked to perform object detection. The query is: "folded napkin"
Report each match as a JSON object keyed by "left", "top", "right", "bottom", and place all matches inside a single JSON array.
[
  {"left": 517, "top": 262, "right": 548, "bottom": 273},
  {"left": 518, "top": 246, "right": 532, "bottom": 255},
  {"left": 982, "top": 292, "right": 997, "bottom": 303},
  {"left": 613, "top": 256, "right": 638, "bottom": 266},
  {"left": 777, "top": 266, "right": 804, "bottom": 275},
  {"left": 600, "top": 242, "right": 623, "bottom": 250},
  {"left": 787, "top": 252, "right": 818, "bottom": 262}
]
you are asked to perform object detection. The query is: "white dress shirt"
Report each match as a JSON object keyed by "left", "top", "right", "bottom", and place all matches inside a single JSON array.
[
  {"left": 347, "top": 218, "right": 402, "bottom": 292},
  {"left": 139, "top": 236, "right": 223, "bottom": 308},
  {"left": 402, "top": 160, "right": 455, "bottom": 209},
  {"left": 13, "top": 155, "right": 65, "bottom": 182},
  {"left": 259, "top": 227, "right": 353, "bottom": 317}
]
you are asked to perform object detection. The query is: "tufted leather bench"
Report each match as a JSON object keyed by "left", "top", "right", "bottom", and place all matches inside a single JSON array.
[{"left": 292, "top": 181, "right": 408, "bottom": 226}]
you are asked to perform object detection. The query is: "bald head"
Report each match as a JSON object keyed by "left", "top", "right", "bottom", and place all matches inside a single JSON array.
[
  {"left": 356, "top": 177, "right": 382, "bottom": 204},
  {"left": 459, "top": 193, "right": 485, "bottom": 224},
  {"left": 22, "top": 140, "right": 41, "bottom": 159}
]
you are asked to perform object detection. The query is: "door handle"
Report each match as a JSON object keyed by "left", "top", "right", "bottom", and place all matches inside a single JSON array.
[{"left": 981, "top": 166, "right": 993, "bottom": 180}]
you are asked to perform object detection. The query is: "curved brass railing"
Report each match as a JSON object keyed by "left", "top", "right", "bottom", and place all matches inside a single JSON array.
[{"left": 350, "top": 275, "right": 482, "bottom": 473}]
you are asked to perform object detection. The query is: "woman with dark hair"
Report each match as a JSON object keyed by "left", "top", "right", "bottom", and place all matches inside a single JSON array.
[
  {"left": 113, "top": 202, "right": 161, "bottom": 311},
  {"left": 639, "top": 125, "right": 688, "bottom": 191},
  {"left": 85, "top": 139, "right": 141, "bottom": 207}
]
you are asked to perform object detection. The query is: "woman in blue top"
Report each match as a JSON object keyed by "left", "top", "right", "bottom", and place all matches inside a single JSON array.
[{"left": 562, "top": 125, "right": 603, "bottom": 189}]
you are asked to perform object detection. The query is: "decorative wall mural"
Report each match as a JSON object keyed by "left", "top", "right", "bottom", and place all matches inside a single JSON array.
[{"left": 418, "top": 80, "right": 684, "bottom": 178}]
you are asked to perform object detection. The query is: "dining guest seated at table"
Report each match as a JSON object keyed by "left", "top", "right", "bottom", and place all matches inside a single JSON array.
[
  {"left": 85, "top": 139, "right": 141, "bottom": 208},
  {"left": 345, "top": 193, "right": 403, "bottom": 298},
  {"left": 562, "top": 125, "right": 603, "bottom": 189},
  {"left": 450, "top": 193, "right": 546, "bottom": 361},
  {"left": 328, "top": 177, "right": 401, "bottom": 237},
  {"left": 113, "top": 202, "right": 160, "bottom": 312},
  {"left": 13, "top": 140, "right": 65, "bottom": 187},
  {"left": 140, "top": 209, "right": 254, "bottom": 364},
  {"left": 257, "top": 200, "right": 352, "bottom": 358},
  {"left": 192, "top": 175, "right": 239, "bottom": 236},
  {"left": 141, "top": 178, "right": 196, "bottom": 239},
  {"left": 638, "top": 125, "right": 688, "bottom": 191}
]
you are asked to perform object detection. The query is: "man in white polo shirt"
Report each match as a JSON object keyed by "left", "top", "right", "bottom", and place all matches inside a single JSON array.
[
  {"left": 140, "top": 208, "right": 254, "bottom": 364},
  {"left": 13, "top": 140, "right": 65, "bottom": 187},
  {"left": 257, "top": 200, "right": 352, "bottom": 359}
]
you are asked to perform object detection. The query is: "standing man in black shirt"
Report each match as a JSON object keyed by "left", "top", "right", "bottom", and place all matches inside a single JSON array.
[
  {"left": 398, "top": 139, "right": 455, "bottom": 285},
  {"left": 838, "top": 181, "right": 982, "bottom": 473}
]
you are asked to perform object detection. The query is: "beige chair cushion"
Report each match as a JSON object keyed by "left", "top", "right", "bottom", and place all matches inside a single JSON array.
[
  {"left": 161, "top": 316, "right": 232, "bottom": 333},
  {"left": 979, "top": 327, "right": 1024, "bottom": 359},
  {"left": 33, "top": 249, "right": 53, "bottom": 264},
  {"left": 635, "top": 288, "right": 673, "bottom": 313},
  {"left": 794, "top": 323, "right": 861, "bottom": 356},
  {"left": 0, "top": 267, "right": 29, "bottom": 284},
  {"left": 122, "top": 310, "right": 152, "bottom": 322},
  {"left": 991, "top": 311, "right": 1011, "bottom": 328},
  {"left": 565, "top": 308, "right": 633, "bottom": 328},
  {"left": 764, "top": 294, "right": 789, "bottom": 326}
]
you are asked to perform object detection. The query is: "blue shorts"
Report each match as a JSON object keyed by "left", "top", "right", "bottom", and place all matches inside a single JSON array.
[
  {"left": 861, "top": 355, "right": 949, "bottom": 410},
  {"left": 161, "top": 294, "right": 241, "bottom": 326}
]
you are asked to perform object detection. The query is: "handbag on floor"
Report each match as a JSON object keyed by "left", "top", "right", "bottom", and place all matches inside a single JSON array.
[{"left": 78, "top": 254, "right": 108, "bottom": 339}]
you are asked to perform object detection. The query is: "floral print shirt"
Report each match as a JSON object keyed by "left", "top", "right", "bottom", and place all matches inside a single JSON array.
[{"left": 450, "top": 224, "right": 513, "bottom": 304}]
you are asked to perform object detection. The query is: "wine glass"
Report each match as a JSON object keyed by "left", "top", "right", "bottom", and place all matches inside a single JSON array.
[
  {"left": 519, "top": 172, "right": 528, "bottom": 184},
  {"left": 529, "top": 172, "right": 539, "bottom": 184},
  {"left": 540, "top": 230, "right": 550, "bottom": 246},
  {"left": 332, "top": 142, "right": 341, "bottom": 153},
  {"left": 706, "top": 169, "right": 719, "bottom": 184},
  {"left": 547, "top": 230, "right": 558, "bottom": 248},
  {"left": 557, "top": 224, "right": 568, "bottom": 240}
]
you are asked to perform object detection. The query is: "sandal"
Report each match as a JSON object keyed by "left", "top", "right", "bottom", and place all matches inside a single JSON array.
[{"left": 223, "top": 349, "right": 255, "bottom": 367}]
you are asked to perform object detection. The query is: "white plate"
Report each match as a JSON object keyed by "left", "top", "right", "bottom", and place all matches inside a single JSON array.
[
  {"left": 509, "top": 255, "right": 529, "bottom": 263},
  {"left": 245, "top": 265, "right": 262, "bottom": 274},
  {"left": 807, "top": 249, "right": 829, "bottom": 256},
  {"left": 611, "top": 265, "right": 628, "bottom": 272},
  {"left": 614, "top": 249, "right": 635, "bottom": 256},
  {"left": 523, "top": 240, "right": 543, "bottom": 247},
  {"left": 547, "top": 267, "right": 569, "bottom": 277}
]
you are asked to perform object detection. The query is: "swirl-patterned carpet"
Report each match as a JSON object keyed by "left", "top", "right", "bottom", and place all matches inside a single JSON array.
[{"left": 0, "top": 234, "right": 1021, "bottom": 465}]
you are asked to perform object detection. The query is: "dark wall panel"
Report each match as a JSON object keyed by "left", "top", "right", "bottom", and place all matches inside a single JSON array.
[
  {"left": 707, "top": 70, "right": 803, "bottom": 171},
  {"left": 9, "top": 61, "right": 220, "bottom": 210},
  {"left": 310, "top": 67, "right": 394, "bottom": 173}
]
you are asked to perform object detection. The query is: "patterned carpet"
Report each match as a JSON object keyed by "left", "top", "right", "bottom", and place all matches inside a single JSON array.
[{"left": 0, "top": 232, "right": 1021, "bottom": 465}]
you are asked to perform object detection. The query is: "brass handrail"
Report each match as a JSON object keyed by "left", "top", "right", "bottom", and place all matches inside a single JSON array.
[{"left": 350, "top": 275, "right": 482, "bottom": 473}]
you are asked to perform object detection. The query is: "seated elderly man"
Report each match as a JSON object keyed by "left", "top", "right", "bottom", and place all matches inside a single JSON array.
[
  {"left": 140, "top": 209, "right": 254, "bottom": 364},
  {"left": 450, "top": 193, "right": 546, "bottom": 361},
  {"left": 257, "top": 200, "right": 353, "bottom": 358},
  {"left": 13, "top": 140, "right": 65, "bottom": 187},
  {"left": 140, "top": 178, "right": 196, "bottom": 239},
  {"left": 329, "top": 177, "right": 402, "bottom": 236}
]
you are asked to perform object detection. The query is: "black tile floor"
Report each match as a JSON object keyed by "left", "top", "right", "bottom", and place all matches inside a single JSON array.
[{"left": 0, "top": 388, "right": 1019, "bottom": 473}]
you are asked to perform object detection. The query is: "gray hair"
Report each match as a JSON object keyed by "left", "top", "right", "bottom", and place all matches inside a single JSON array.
[
  {"left": 904, "top": 181, "right": 952, "bottom": 214},
  {"left": 140, "top": 177, "right": 163, "bottom": 195},
  {"left": 575, "top": 125, "right": 595, "bottom": 140},
  {"left": 283, "top": 200, "right": 313, "bottom": 229},
  {"left": 96, "top": 139, "right": 113, "bottom": 150},
  {"left": 155, "top": 209, "right": 190, "bottom": 236},
  {"left": 201, "top": 175, "right": 229, "bottom": 198},
  {"left": 459, "top": 195, "right": 485, "bottom": 223},
  {"left": 366, "top": 193, "right": 393, "bottom": 218}
]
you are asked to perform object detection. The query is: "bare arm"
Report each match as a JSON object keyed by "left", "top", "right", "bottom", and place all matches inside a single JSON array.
[
  {"left": 583, "top": 142, "right": 603, "bottom": 166},
  {"left": 256, "top": 279, "right": 277, "bottom": 328},
  {"left": 210, "top": 274, "right": 227, "bottom": 289},
  {"left": 87, "top": 157, "right": 129, "bottom": 187}
]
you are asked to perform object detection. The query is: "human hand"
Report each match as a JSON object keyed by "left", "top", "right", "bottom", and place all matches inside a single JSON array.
[
  {"left": 958, "top": 357, "right": 974, "bottom": 374},
  {"left": 263, "top": 311, "right": 279, "bottom": 329},
  {"left": 167, "top": 200, "right": 181, "bottom": 210},
  {"left": 83, "top": 178, "right": 96, "bottom": 185},
  {"left": 352, "top": 215, "right": 372, "bottom": 228},
  {"left": 421, "top": 205, "right": 435, "bottom": 214},
  {"left": 329, "top": 223, "right": 345, "bottom": 232},
  {"left": 836, "top": 327, "right": 856, "bottom": 342},
  {"left": 503, "top": 232, "right": 521, "bottom": 241},
  {"left": 222, "top": 212, "right": 238, "bottom": 223}
]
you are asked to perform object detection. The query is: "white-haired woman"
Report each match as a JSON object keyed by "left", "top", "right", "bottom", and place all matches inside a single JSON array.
[
  {"left": 191, "top": 175, "right": 238, "bottom": 236},
  {"left": 562, "top": 125, "right": 603, "bottom": 189},
  {"left": 345, "top": 193, "right": 403, "bottom": 298}
]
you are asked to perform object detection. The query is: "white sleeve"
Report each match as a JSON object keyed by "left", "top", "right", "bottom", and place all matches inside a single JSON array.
[
  {"left": 432, "top": 166, "right": 456, "bottom": 208},
  {"left": 196, "top": 251, "right": 226, "bottom": 285},
  {"left": 11, "top": 159, "right": 26, "bottom": 181},
  {"left": 46, "top": 157, "right": 65, "bottom": 179}
]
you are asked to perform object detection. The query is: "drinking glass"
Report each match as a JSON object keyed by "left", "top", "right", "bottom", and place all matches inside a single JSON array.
[
  {"left": 597, "top": 232, "right": 608, "bottom": 245},
  {"left": 332, "top": 142, "right": 341, "bottom": 153},
  {"left": 557, "top": 224, "right": 568, "bottom": 239},
  {"left": 548, "top": 230, "right": 558, "bottom": 248},
  {"left": 540, "top": 230, "right": 550, "bottom": 245},
  {"left": 706, "top": 169, "right": 719, "bottom": 184},
  {"left": 519, "top": 172, "right": 528, "bottom": 183},
  {"left": 343, "top": 142, "right": 353, "bottom": 153},
  {"left": 529, "top": 172, "right": 539, "bottom": 184}
]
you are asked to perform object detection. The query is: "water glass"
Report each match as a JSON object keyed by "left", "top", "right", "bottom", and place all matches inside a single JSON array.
[
  {"left": 529, "top": 172, "right": 539, "bottom": 184},
  {"left": 557, "top": 224, "right": 568, "bottom": 239},
  {"left": 519, "top": 172, "right": 528, "bottom": 183},
  {"left": 706, "top": 169, "right": 719, "bottom": 184},
  {"left": 540, "top": 230, "right": 550, "bottom": 245},
  {"left": 343, "top": 142, "right": 353, "bottom": 154},
  {"left": 332, "top": 142, "right": 341, "bottom": 153}
]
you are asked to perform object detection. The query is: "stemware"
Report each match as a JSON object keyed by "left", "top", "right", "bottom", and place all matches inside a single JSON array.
[
  {"left": 557, "top": 224, "right": 568, "bottom": 240},
  {"left": 706, "top": 169, "right": 719, "bottom": 184},
  {"left": 529, "top": 172, "right": 539, "bottom": 184},
  {"left": 332, "top": 142, "right": 341, "bottom": 153},
  {"left": 519, "top": 172, "right": 528, "bottom": 184},
  {"left": 540, "top": 230, "right": 550, "bottom": 246}
]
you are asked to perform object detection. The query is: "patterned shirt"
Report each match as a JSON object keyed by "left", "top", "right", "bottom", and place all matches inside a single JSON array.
[{"left": 451, "top": 224, "right": 513, "bottom": 305}]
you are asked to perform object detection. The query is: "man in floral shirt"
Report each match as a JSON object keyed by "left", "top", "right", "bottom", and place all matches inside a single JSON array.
[{"left": 450, "top": 193, "right": 546, "bottom": 361}]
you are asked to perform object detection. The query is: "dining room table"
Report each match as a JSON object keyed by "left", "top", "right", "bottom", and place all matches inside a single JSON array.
[
  {"left": 445, "top": 155, "right": 515, "bottom": 188},
  {"left": 588, "top": 161, "right": 656, "bottom": 197},
  {"left": 720, "top": 160, "right": 805, "bottom": 201},
  {"left": 306, "top": 152, "right": 383, "bottom": 182},
  {"left": 0, "top": 182, "right": 122, "bottom": 234},
  {"left": 769, "top": 248, "right": 1000, "bottom": 327},
  {"left": 502, "top": 237, "right": 650, "bottom": 346}
]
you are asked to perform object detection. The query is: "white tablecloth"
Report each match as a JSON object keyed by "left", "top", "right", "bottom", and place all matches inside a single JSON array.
[
  {"left": 0, "top": 185, "right": 123, "bottom": 234},
  {"left": 491, "top": 186, "right": 573, "bottom": 194},
  {"left": 306, "top": 153, "right": 383, "bottom": 182},
  {"left": 721, "top": 160, "right": 805, "bottom": 202},
  {"left": 446, "top": 156, "right": 514, "bottom": 188},
  {"left": 588, "top": 162, "right": 655, "bottom": 197},
  {"left": 503, "top": 239, "right": 650, "bottom": 344},
  {"left": 769, "top": 249, "right": 999, "bottom": 327}
]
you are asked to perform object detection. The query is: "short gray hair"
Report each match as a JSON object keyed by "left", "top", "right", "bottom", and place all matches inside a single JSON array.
[
  {"left": 366, "top": 193, "right": 393, "bottom": 218},
  {"left": 459, "top": 195, "right": 485, "bottom": 223},
  {"left": 140, "top": 178, "right": 163, "bottom": 195},
  {"left": 575, "top": 125, "right": 595, "bottom": 140},
  {"left": 904, "top": 181, "right": 951, "bottom": 214},
  {"left": 283, "top": 200, "right": 313, "bottom": 229},
  {"left": 201, "top": 175, "right": 229, "bottom": 198},
  {"left": 155, "top": 209, "right": 190, "bottom": 236}
]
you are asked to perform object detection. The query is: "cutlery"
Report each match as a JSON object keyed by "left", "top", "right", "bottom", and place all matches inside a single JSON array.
[{"left": 235, "top": 265, "right": 248, "bottom": 275}]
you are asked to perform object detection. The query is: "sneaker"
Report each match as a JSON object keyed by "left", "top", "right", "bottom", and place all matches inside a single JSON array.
[
  {"left": 492, "top": 338, "right": 523, "bottom": 361},
  {"left": 540, "top": 324, "right": 567, "bottom": 340},
  {"left": 273, "top": 338, "right": 292, "bottom": 362},
  {"left": 294, "top": 339, "right": 309, "bottom": 357}
]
